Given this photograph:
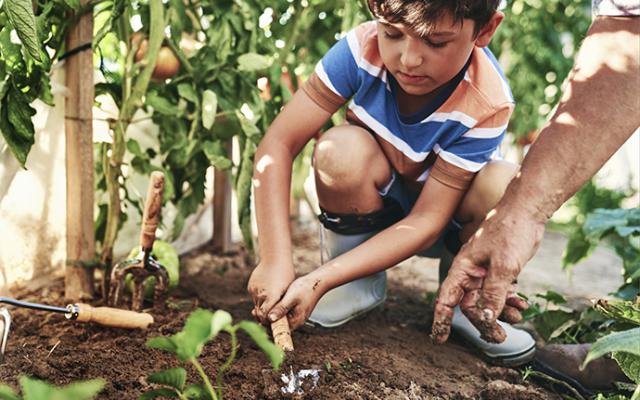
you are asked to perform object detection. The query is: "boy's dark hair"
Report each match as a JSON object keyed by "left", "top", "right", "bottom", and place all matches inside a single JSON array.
[{"left": 367, "top": 0, "right": 501, "bottom": 37}]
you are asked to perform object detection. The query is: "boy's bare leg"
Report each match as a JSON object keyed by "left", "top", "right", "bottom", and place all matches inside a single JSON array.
[
  {"left": 314, "top": 125, "right": 392, "bottom": 213},
  {"left": 454, "top": 160, "right": 519, "bottom": 243}
]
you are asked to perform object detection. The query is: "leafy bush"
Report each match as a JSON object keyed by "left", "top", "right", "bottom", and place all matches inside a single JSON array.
[
  {"left": 142, "top": 309, "right": 283, "bottom": 400},
  {"left": 0, "top": 376, "right": 104, "bottom": 400}
]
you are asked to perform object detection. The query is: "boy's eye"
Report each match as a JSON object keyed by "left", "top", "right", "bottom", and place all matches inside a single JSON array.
[
  {"left": 383, "top": 30, "right": 402, "bottom": 40},
  {"left": 424, "top": 38, "right": 449, "bottom": 48}
]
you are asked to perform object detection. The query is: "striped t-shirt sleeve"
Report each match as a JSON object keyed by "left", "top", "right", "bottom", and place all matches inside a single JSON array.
[
  {"left": 431, "top": 105, "right": 512, "bottom": 188},
  {"left": 302, "top": 32, "right": 359, "bottom": 113}
]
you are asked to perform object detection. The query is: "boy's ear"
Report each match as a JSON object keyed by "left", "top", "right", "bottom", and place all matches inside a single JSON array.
[{"left": 474, "top": 11, "right": 504, "bottom": 47}]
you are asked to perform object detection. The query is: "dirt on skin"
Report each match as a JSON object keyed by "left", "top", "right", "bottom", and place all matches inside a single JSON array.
[{"left": 0, "top": 228, "right": 560, "bottom": 399}]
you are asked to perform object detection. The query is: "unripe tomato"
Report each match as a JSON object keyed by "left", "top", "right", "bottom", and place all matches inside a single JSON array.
[{"left": 125, "top": 240, "right": 180, "bottom": 299}]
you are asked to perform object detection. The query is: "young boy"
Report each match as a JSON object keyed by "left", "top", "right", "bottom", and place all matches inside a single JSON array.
[{"left": 248, "top": 0, "right": 535, "bottom": 366}]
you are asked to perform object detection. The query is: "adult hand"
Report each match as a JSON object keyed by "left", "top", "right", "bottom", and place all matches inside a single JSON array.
[
  {"left": 267, "top": 272, "right": 326, "bottom": 330},
  {"left": 247, "top": 261, "right": 295, "bottom": 325},
  {"left": 432, "top": 206, "right": 544, "bottom": 343}
]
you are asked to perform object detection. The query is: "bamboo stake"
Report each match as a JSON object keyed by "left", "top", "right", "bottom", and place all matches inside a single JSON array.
[
  {"left": 212, "top": 140, "right": 232, "bottom": 252},
  {"left": 64, "top": 0, "right": 95, "bottom": 300}
]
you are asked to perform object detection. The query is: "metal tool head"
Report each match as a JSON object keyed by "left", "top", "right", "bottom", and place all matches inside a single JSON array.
[
  {"left": 107, "top": 255, "right": 169, "bottom": 312},
  {"left": 0, "top": 307, "right": 11, "bottom": 359}
]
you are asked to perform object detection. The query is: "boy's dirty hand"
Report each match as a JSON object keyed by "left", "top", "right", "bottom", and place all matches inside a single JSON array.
[
  {"left": 267, "top": 274, "right": 324, "bottom": 331},
  {"left": 248, "top": 262, "right": 295, "bottom": 325},
  {"left": 432, "top": 207, "right": 544, "bottom": 344}
]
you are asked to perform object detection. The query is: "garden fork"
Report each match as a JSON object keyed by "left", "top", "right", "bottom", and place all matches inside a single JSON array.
[{"left": 108, "top": 171, "right": 169, "bottom": 311}]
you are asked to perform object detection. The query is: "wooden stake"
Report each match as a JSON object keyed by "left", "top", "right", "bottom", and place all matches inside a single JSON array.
[
  {"left": 271, "top": 317, "right": 294, "bottom": 352},
  {"left": 64, "top": 0, "right": 95, "bottom": 300},
  {"left": 212, "top": 140, "right": 232, "bottom": 252}
]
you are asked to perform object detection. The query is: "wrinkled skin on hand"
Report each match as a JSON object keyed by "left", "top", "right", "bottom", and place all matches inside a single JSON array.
[
  {"left": 247, "top": 262, "right": 295, "bottom": 325},
  {"left": 267, "top": 273, "right": 325, "bottom": 330},
  {"left": 432, "top": 207, "right": 545, "bottom": 344}
]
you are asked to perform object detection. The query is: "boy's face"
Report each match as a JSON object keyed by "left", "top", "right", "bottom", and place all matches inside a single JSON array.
[{"left": 377, "top": 13, "right": 492, "bottom": 97}]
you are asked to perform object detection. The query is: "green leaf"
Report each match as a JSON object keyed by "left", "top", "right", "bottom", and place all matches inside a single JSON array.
[
  {"left": 3, "top": 0, "right": 42, "bottom": 62},
  {"left": 236, "top": 111, "right": 261, "bottom": 139},
  {"left": 127, "top": 139, "right": 144, "bottom": 157},
  {"left": 146, "top": 92, "right": 181, "bottom": 116},
  {"left": 148, "top": 367, "right": 187, "bottom": 392},
  {"left": 237, "top": 321, "right": 284, "bottom": 370},
  {"left": 201, "top": 90, "right": 218, "bottom": 130},
  {"left": 55, "top": 379, "right": 106, "bottom": 400},
  {"left": 535, "top": 290, "right": 567, "bottom": 305},
  {"left": 0, "top": 80, "right": 37, "bottom": 166},
  {"left": 147, "top": 336, "right": 179, "bottom": 354},
  {"left": 202, "top": 141, "right": 232, "bottom": 170},
  {"left": 237, "top": 53, "right": 271, "bottom": 71},
  {"left": 612, "top": 351, "right": 640, "bottom": 384},
  {"left": 64, "top": 0, "right": 81, "bottom": 11},
  {"left": 20, "top": 376, "right": 53, "bottom": 399},
  {"left": 183, "top": 384, "right": 211, "bottom": 399},
  {"left": 0, "top": 384, "right": 19, "bottom": 400},
  {"left": 139, "top": 388, "right": 181, "bottom": 399},
  {"left": 582, "top": 327, "right": 640, "bottom": 369},
  {"left": 532, "top": 310, "right": 576, "bottom": 342},
  {"left": 211, "top": 310, "right": 233, "bottom": 337},
  {"left": 584, "top": 208, "right": 640, "bottom": 240},
  {"left": 177, "top": 84, "right": 198, "bottom": 104}
]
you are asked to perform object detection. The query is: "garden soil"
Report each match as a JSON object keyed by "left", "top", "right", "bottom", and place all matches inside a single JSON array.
[{"left": 0, "top": 227, "right": 565, "bottom": 399}]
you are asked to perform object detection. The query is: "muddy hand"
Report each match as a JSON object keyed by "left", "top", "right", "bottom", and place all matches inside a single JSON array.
[
  {"left": 247, "top": 262, "right": 295, "bottom": 325},
  {"left": 268, "top": 275, "right": 322, "bottom": 331}
]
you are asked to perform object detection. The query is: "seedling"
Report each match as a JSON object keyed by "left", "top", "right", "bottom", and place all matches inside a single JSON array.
[
  {"left": 0, "top": 376, "right": 105, "bottom": 400},
  {"left": 142, "top": 309, "right": 284, "bottom": 400}
]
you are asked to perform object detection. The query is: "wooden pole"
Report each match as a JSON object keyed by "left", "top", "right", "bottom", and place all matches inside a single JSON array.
[
  {"left": 212, "top": 140, "right": 233, "bottom": 252},
  {"left": 64, "top": 0, "right": 95, "bottom": 300}
]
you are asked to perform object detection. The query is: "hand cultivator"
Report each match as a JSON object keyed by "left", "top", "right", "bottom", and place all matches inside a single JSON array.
[
  {"left": 108, "top": 171, "right": 169, "bottom": 312},
  {"left": 0, "top": 297, "right": 154, "bottom": 359}
]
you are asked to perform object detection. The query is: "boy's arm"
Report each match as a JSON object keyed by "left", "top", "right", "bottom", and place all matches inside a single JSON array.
[
  {"left": 267, "top": 174, "right": 467, "bottom": 329},
  {"left": 248, "top": 89, "right": 333, "bottom": 324}
]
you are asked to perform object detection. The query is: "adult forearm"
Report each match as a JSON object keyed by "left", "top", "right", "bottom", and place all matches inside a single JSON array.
[
  {"left": 253, "top": 140, "right": 295, "bottom": 265},
  {"left": 504, "top": 17, "right": 639, "bottom": 220}
]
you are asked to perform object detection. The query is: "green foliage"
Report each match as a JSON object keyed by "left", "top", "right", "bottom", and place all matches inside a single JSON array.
[
  {"left": 491, "top": 0, "right": 591, "bottom": 142},
  {"left": 145, "top": 308, "right": 283, "bottom": 400},
  {"left": 0, "top": 376, "right": 104, "bottom": 400},
  {"left": 0, "top": 0, "right": 76, "bottom": 166}
]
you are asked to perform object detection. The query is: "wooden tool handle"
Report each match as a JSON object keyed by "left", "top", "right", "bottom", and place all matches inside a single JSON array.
[
  {"left": 140, "top": 171, "right": 164, "bottom": 250},
  {"left": 271, "top": 317, "right": 294, "bottom": 352},
  {"left": 74, "top": 303, "right": 154, "bottom": 329}
]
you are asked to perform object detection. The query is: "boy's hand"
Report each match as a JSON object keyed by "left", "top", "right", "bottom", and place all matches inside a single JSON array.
[
  {"left": 432, "top": 207, "right": 543, "bottom": 344},
  {"left": 248, "top": 262, "right": 295, "bottom": 325},
  {"left": 266, "top": 273, "right": 325, "bottom": 330}
]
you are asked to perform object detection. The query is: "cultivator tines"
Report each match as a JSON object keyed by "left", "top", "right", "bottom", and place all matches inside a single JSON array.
[
  {"left": 108, "top": 256, "right": 169, "bottom": 312},
  {"left": 107, "top": 171, "right": 168, "bottom": 312},
  {"left": 0, "top": 307, "right": 11, "bottom": 359}
]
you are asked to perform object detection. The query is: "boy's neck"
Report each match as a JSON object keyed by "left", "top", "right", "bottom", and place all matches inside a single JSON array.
[{"left": 395, "top": 85, "right": 444, "bottom": 116}]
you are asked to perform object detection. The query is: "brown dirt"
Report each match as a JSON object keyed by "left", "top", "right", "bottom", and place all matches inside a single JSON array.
[{"left": 0, "top": 228, "right": 560, "bottom": 399}]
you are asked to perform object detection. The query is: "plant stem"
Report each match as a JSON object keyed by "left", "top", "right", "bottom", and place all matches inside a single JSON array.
[
  {"left": 192, "top": 358, "right": 218, "bottom": 400},
  {"left": 100, "top": 0, "right": 164, "bottom": 270},
  {"left": 216, "top": 330, "right": 238, "bottom": 400},
  {"left": 631, "top": 384, "right": 640, "bottom": 400}
]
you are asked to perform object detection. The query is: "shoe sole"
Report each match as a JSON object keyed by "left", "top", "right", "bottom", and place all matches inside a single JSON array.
[{"left": 450, "top": 330, "right": 537, "bottom": 367}]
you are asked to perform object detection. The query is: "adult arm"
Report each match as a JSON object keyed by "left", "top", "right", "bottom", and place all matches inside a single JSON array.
[{"left": 433, "top": 16, "right": 640, "bottom": 343}]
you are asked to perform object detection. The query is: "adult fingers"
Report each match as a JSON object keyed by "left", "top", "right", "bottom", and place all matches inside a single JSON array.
[
  {"left": 499, "top": 305, "right": 523, "bottom": 324},
  {"left": 432, "top": 261, "right": 476, "bottom": 343},
  {"left": 505, "top": 293, "right": 529, "bottom": 311}
]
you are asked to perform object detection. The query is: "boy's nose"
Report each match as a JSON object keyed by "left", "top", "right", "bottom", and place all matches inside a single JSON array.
[{"left": 400, "top": 39, "right": 424, "bottom": 69}]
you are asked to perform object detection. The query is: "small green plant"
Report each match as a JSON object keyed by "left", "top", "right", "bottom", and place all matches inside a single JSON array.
[
  {"left": 0, "top": 376, "right": 105, "bottom": 400},
  {"left": 141, "top": 308, "right": 284, "bottom": 400},
  {"left": 582, "top": 300, "right": 640, "bottom": 399}
]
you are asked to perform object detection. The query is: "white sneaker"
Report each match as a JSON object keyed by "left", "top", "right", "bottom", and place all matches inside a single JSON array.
[
  {"left": 308, "top": 271, "right": 387, "bottom": 328},
  {"left": 451, "top": 306, "right": 536, "bottom": 366}
]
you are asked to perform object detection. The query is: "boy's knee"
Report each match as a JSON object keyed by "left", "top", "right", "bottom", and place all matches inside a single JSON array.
[{"left": 314, "top": 126, "right": 389, "bottom": 189}]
